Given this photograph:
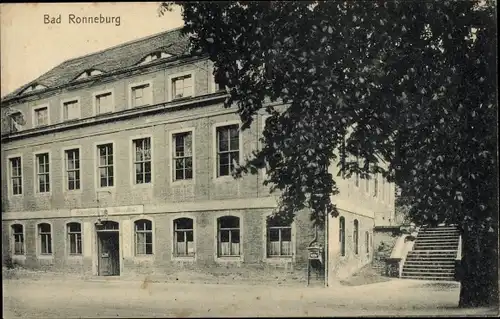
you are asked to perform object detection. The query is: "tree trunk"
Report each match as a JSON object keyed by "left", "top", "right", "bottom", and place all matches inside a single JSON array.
[{"left": 458, "top": 224, "right": 499, "bottom": 308}]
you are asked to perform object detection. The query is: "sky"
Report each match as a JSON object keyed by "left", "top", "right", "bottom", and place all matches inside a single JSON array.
[{"left": 0, "top": 3, "right": 184, "bottom": 97}]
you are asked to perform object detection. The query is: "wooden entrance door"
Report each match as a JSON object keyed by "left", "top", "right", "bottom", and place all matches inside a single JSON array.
[{"left": 98, "top": 231, "right": 120, "bottom": 276}]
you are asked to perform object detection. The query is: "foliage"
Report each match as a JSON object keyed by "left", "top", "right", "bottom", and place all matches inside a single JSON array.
[{"left": 160, "top": 0, "right": 497, "bottom": 307}]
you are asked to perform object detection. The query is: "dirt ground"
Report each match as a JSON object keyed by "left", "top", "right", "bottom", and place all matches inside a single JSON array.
[{"left": 3, "top": 269, "right": 498, "bottom": 318}]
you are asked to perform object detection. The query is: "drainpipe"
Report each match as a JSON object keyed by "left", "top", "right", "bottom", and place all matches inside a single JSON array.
[{"left": 324, "top": 211, "right": 329, "bottom": 287}]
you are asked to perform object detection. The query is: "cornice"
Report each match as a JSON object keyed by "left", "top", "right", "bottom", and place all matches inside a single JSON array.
[
  {"left": 1, "top": 92, "right": 227, "bottom": 143},
  {"left": 1, "top": 54, "right": 209, "bottom": 107}
]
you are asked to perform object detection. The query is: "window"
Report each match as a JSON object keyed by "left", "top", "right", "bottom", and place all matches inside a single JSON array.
[
  {"left": 173, "top": 132, "right": 193, "bottom": 181},
  {"left": 131, "top": 83, "right": 152, "bottom": 107},
  {"left": 135, "top": 219, "right": 153, "bottom": 255},
  {"left": 20, "top": 84, "right": 47, "bottom": 95},
  {"left": 9, "top": 157, "right": 22, "bottom": 195},
  {"left": 9, "top": 112, "right": 24, "bottom": 132},
  {"left": 355, "top": 172, "right": 359, "bottom": 187},
  {"left": 138, "top": 52, "right": 172, "bottom": 65},
  {"left": 97, "top": 144, "right": 114, "bottom": 188},
  {"left": 63, "top": 99, "right": 80, "bottom": 121},
  {"left": 172, "top": 75, "right": 193, "bottom": 99},
  {"left": 173, "top": 218, "right": 194, "bottom": 257},
  {"left": 34, "top": 107, "right": 48, "bottom": 127},
  {"left": 216, "top": 124, "right": 239, "bottom": 177},
  {"left": 381, "top": 177, "right": 386, "bottom": 201},
  {"left": 38, "top": 223, "right": 52, "bottom": 255},
  {"left": 36, "top": 153, "right": 50, "bottom": 193},
  {"left": 365, "top": 231, "right": 370, "bottom": 254},
  {"left": 353, "top": 219, "right": 359, "bottom": 255},
  {"left": 374, "top": 174, "right": 379, "bottom": 197},
  {"left": 75, "top": 69, "right": 103, "bottom": 80},
  {"left": 65, "top": 149, "right": 80, "bottom": 190},
  {"left": 96, "top": 92, "right": 113, "bottom": 114},
  {"left": 339, "top": 217, "right": 345, "bottom": 257},
  {"left": 67, "top": 223, "right": 82, "bottom": 255},
  {"left": 217, "top": 216, "right": 240, "bottom": 257},
  {"left": 267, "top": 218, "right": 292, "bottom": 257},
  {"left": 12, "top": 224, "right": 24, "bottom": 255},
  {"left": 214, "top": 71, "right": 227, "bottom": 92},
  {"left": 133, "top": 138, "right": 152, "bottom": 184}
]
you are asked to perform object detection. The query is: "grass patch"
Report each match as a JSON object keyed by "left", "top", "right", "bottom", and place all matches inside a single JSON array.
[{"left": 339, "top": 264, "right": 392, "bottom": 286}]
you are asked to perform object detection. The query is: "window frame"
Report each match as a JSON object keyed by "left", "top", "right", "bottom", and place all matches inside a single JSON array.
[
  {"left": 365, "top": 231, "right": 370, "bottom": 254},
  {"left": 32, "top": 104, "right": 50, "bottom": 128},
  {"left": 339, "top": 216, "right": 346, "bottom": 257},
  {"left": 7, "top": 154, "right": 23, "bottom": 197},
  {"left": 215, "top": 214, "right": 243, "bottom": 261},
  {"left": 60, "top": 97, "right": 81, "bottom": 122},
  {"left": 11, "top": 223, "right": 26, "bottom": 256},
  {"left": 9, "top": 111, "right": 24, "bottom": 132},
  {"left": 213, "top": 121, "right": 242, "bottom": 180},
  {"left": 134, "top": 219, "right": 154, "bottom": 256},
  {"left": 67, "top": 222, "right": 83, "bottom": 256},
  {"left": 92, "top": 89, "right": 115, "bottom": 115},
  {"left": 37, "top": 222, "right": 53, "bottom": 257},
  {"left": 173, "top": 217, "right": 195, "bottom": 258},
  {"left": 353, "top": 219, "right": 359, "bottom": 255},
  {"left": 167, "top": 71, "right": 196, "bottom": 101},
  {"left": 264, "top": 214, "right": 295, "bottom": 261},
  {"left": 128, "top": 81, "right": 153, "bottom": 108},
  {"left": 62, "top": 146, "right": 82, "bottom": 192},
  {"left": 33, "top": 151, "right": 51, "bottom": 195},
  {"left": 95, "top": 141, "right": 116, "bottom": 190},
  {"left": 169, "top": 128, "right": 195, "bottom": 184},
  {"left": 130, "top": 136, "right": 153, "bottom": 186}
]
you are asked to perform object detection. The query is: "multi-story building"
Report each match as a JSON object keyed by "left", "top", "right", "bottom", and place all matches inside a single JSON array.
[{"left": 1, "top": 27, "right": 395, "bottom": 285}]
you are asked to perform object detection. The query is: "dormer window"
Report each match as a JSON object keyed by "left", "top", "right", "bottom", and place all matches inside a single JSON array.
[
  {"left": 138, "top": 51, "right": 173, "bottom": 65},
  {"left": 74, "top": 69, "right": 104, "bottom": 81},
  {"left": 19, "top": 84, "right": 47, "bottom": 95},
  {"left": 9, "top": 111, "right": 25, "bottom": 133}
]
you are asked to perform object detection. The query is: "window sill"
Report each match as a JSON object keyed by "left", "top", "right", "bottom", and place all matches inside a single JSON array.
[
  {"left": 134, "top": 254, "right": 155, "bottom": 260},
  {"left": 213, "top": 175, "right": 238, "bottom": 183},
  {"left": 172, "top": 255, "right": 196, "bottom": 262},
  {"left": 171, "top": 179, "right": 195, "bottom": 186},
  {"left": 263, "top": 256, "right": 293, "bottom": 264},
  {"left": 171, "top": 96, "right": 194, "bottom": 102},
  {"left": 12, "top": 254, "right": 26, "bottom": 260},
  {"left": 63, "top": 189, "right": 83, "bottom": 195},
  {"left": 8, "top": 194, "right": 24, "bottom": 199},
  {"left": 215, "top": 256, "right": 243, "bottom": 263},
  {"left": 67, "top": 254, "right": 84, "bottom": 259},
  {"left": 35, "top": 192, "right": 51, "bottom": 197},
  {"left": 131, "top": 182, "right": 153, "bottom": 189},
  {"left": 37, "top": 254, "right": 54, "bottom": 259},
  {"left": 96, "top": 187, "right": 116, "bottom": 192}
]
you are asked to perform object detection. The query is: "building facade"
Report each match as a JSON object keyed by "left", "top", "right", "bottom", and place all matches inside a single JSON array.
[{"left": 1, "top": 28, "right": 395, "bottom": 285}]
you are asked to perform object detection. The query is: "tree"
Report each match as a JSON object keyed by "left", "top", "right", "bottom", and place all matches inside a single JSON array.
[{"left": 160, "top": 0, "right": 498, "bottom": 308}]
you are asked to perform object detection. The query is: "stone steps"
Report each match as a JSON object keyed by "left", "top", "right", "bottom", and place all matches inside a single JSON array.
[{"left": 401, "top": 225, "right": 460, "bottom": 282}]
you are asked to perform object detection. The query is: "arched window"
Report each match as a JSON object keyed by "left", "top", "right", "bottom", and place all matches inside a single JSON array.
[
  {"left": 266, "top": 217, "right": 292, "bottom": 257},
  {"left": 38, "top": 223, "right": 52, "bottom": 255},
  {"left": 217, "top": 216, "right": 240, "bottom": 257},
  {"left": 353, "top": 219, "right": 359, "bottom": 255},
  {"left": 67, "top": 222, "right": 82, "bottom": 255},
  {"left": 12, "top": 224, "right": 24, "bottom": 255},
  {"left": 365, "top": 231, "right": 370, "bottom": 254},
  {"left": 135, "top": 219, "right": 153, "bottom": 255},
  {"left": 173, "top": 218, "right": 194, "bottom": 257},
  {"left": 339, "top": 217, "right": 346, "bottom": 257}
]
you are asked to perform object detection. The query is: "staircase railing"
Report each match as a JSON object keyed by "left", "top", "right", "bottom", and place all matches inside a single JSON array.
[{"left": 454, "top": 235, "right": 462, "bottom": 281}]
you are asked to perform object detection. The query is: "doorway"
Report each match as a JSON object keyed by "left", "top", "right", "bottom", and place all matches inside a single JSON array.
[{"left": 96, "top": 221, "right": 120, "bottom": 276}]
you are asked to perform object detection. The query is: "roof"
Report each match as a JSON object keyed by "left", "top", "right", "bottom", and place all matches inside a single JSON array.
[{"left": 2, "top": 27, "right": 190, "bottom": 102}]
